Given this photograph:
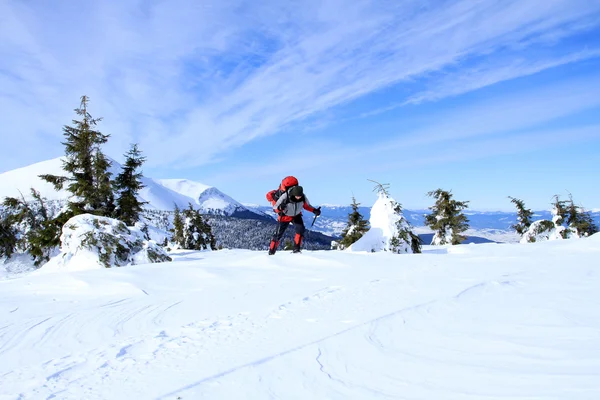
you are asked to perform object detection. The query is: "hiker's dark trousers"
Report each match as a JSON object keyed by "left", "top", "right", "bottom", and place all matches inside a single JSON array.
[{"left": 272, "top": 214, "right": 305, "bottom": 242}]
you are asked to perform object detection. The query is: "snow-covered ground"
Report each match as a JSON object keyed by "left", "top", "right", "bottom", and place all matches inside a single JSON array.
[{"left": 1, "top": 237, "right": 600, "bottom": 399}]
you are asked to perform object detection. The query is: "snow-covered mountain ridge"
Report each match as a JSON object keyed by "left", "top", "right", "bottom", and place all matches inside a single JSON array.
[{"left": 0, "top": 158, "right": 270, "bottom": 220}]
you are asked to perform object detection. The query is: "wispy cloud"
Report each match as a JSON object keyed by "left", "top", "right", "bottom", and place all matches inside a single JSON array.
[
  {"left": 1, "top": 0, "right": 600, "bottom": 172},
  {"left": 360, "top": 48, "right": 600, "bottom": 118},
  {"left": 208, "top": 74, "right": 600, "bottom": 184}
]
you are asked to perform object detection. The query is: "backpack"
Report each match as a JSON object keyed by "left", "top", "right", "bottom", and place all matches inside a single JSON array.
[{"left": 266, "top": 176, "right": 298, "bottom": 205}]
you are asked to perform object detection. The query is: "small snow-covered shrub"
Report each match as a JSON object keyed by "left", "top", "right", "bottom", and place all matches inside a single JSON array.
[
  {"left": 520, "top": 220, "right": 558, "bottom": 243},
  {"left": 47, "top": 214, "right": 171, "bottom": 270}
]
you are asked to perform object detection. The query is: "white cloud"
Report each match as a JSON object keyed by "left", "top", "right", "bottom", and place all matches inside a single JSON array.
[
  {"left": 1, "top": 0, "right": 600, "bottom": 172},
  {"left": 211, "top": 75, "right": 600, "bottom": 181}
]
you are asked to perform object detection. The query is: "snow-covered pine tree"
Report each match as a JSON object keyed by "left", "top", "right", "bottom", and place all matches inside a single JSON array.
[
  {"left": 570, "top": 211, "right": 599, "bottom": 238},
  {"left": 2, "top": 189, "right": 61, "bottom": 266},
  {"left": 39, "top": 95, "right": 113, "bottom": 217},
  {"left": 566, "top": 195, "right": 599, "bottom": 238},
  {"left": 338, "top": 196, "right": 369, "bottom": 250},
  {"left": 114, "top": 144, "right": 148, "bottom": 226},
  {"left": 171, "top": 204, "right": 184, "bottom": 246},
  {"left": 349, "top": 180, "right": 421, "bottom": 254},
  {"left": 508, "top": 196, "right": 533, "bottom": 236},
  {"left": 0, "top": 211, "right": 18, "bottom": 259},
  {"left": 425, "top": 189, "right": 469, "bottom": 245},
  {"left": 551, "top": 195, "right": 569, "bottom": 239},
  {"left": 180, "top": 204, "right": 215, "bottom": 250},
  {"left": 520, "top": 219, "right": 555, "bottom": 243},
  {"left": 389, "top": 200, "right": 422, "bottom": 254},
  {"left": 521, "top": 194, "right": 572, "bottom": 243}
]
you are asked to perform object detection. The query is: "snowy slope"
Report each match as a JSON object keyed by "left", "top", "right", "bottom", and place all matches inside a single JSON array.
[
  {"left": 0, "top": 157, "right": 189, "bottom": 209},
  {"left": 0, "top": 158, "right": 269, "bottom": 219},
  {"left": 1, "top": 236, "right": 599, "bottom": 399},
  {"left": 157, "top": 179, "right": 269, "bottom": 219},
  {"left": 0, "top": 158, "right": 71, "bottom": 201}
]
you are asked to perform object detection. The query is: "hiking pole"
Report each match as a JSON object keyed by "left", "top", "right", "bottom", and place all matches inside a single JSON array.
[
  {"left": 306, "top": 207, "right": 321, "bottom": 250},
  {"left": 310, "top": 207, "right": 321, "bottom": 228}
]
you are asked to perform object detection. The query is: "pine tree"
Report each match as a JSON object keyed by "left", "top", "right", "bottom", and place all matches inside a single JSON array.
[
  {"left": 508, "top": 196, "right": 533, "bottom": 235},
  {"left": 551, "top": 195, "right": 569, "bottom": 239},
  {"left": 171, "top": 204, "right": 184, "bottom": 246},
  {"left": 339, "top": 196, "right": 369, "bottom": 249},
  {"left": 551, "top": 195, "right": 568, "bottom": 227},
  {"left": 114, "top": 144, "right": 147, "bottom": 226},
  {"left": 0, "top": 212, "right": 18, "bottom": 259},
  {"left": 40, "top": 95, "right": 113, "bottom": 216},
  {"left": 566, "top": 195, "right": 599, "bottom": 237},
  {"left": 93, "top": 151, "right": 115, "bottom": 217},
  {"left": 180, "top": 204, "right": 215, "bottom": 250},
  {"left": 2, "top": 189, "right": 62, "bottom": 266},
  {"left": 390, "top": 201, "right": 422, "bottom": 253},
  {"left": 425, "top": 189, "right": 470, "bottom": 245}
]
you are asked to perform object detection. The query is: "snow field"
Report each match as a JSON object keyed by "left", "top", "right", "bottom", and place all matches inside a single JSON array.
[{"left": 1, "top": 237, "right": 599, "bottom": 399}]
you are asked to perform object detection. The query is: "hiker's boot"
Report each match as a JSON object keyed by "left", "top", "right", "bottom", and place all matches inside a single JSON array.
[
  {"left": 292, "top": 234, "right": 303, "bottom": 253},
  {"left": 268, "top": 240, "right": 279, "bottom": 255}
]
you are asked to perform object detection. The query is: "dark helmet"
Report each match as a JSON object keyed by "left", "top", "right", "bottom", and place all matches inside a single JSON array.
[{"left": 289, "top": 185, "right": 304, "bottom": 198}]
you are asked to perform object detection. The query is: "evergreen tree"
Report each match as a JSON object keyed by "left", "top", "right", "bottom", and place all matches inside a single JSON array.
[
  {"left": 551, "top": 195, "right": 569, "bottom": 239},
  {"left": 2, "top": 189, "right": 63, "bottom": 266},
  {"left": 425, "top": 189, "right": 470, "bottom": 245},
  {"left": 390, "top": 201, "right": 422, "bottom": 254},
  {"left": 40, "top": 95, "right": 113, "bottom": 216},
  {"left": 180, "top": 204, "right": 215, "bottom": 250},
  {"left": 508, "top": 196, "right": 533, "bottom": 235},
  {"left": 0, "top": 211, "right": 18, "bottom": 259},
  {"left": 551, "top": 195, "right": 568, "bottom": 227},
  {"left": 114, "top": 144, "right": 147, "bottom": 225},
  {"left": 566, "top": 195, "right": 599, "bottom": 237},
  {"left": 339, "top": 196, "right": 369, "bottom": 249},
  {"left": 93, "top": 151, "right": 115, "bottom": 217},
  {"left": 171, "top": 204, "right": 184, "bottom": 246}
]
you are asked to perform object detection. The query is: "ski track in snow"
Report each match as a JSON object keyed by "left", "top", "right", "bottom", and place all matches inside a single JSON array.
[{"left": 1, "top": 242, "right": 600, "bottom": 399}]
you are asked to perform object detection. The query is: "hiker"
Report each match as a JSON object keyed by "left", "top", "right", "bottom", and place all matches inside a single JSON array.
[{"left": 266, "top": 176, "right": 321, "bottom": 255}]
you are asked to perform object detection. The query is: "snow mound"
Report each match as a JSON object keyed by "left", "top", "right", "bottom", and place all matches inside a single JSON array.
[{"left": 43, "top": 214, "right": 171, "bottom": 271}]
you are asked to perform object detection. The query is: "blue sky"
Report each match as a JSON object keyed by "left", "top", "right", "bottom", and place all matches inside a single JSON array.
[{"left": 1, "top": 0, "right": 600, "bottom": 211}]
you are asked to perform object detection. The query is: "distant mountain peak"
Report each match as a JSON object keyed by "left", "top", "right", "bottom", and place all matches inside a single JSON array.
[{"left": 0, "top": 158, "right": 270, "bottom": 220}]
